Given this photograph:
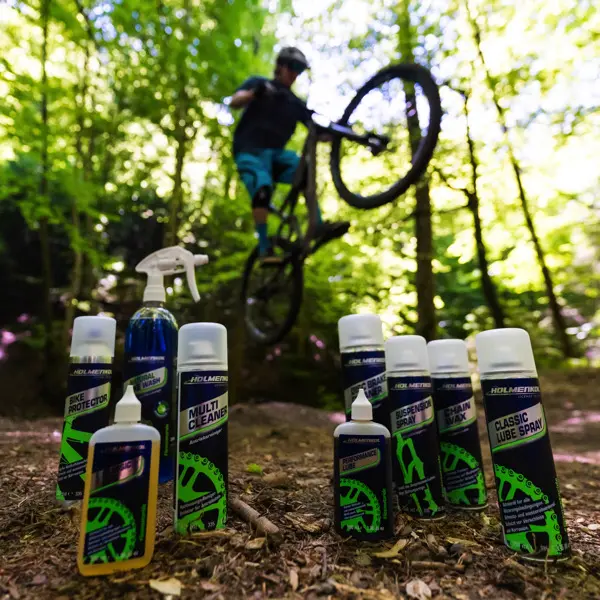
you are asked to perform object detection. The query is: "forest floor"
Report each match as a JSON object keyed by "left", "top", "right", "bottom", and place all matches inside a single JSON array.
[{"left": 1, "top": 369, "right": 600, "bottom": 600}]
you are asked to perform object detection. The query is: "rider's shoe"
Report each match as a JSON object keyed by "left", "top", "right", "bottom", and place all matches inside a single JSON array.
[
  {"left": 314, "top": 220, "right": 350, "bottom": 244},
  {"left": 259, "top": 246, "right": 284, "bottom": 266}
]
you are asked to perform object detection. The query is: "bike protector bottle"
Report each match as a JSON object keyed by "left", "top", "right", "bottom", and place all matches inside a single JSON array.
[
  {"left": 386, "top": 335, "right": 445, "bottom": 519},
  {"left": 334, "top": 388, "right": 394, "bottom": 541},
  {"left": 428, "top": 339, "right": 487, "bottom": 511},
  {"left": 57, "top": 316, "right": 116, "bottom": 503},
  {"left": 338, "top": 314, "right": 389, "bottom": 430},
  {"left": 475, "top": 328, "right": 570, "bottom": 561},
  {"left": 175, "top": 323, "right": 228, "bottom": 534},
  {"left": 78, "top": 386, "right": 160, "bottom": 576}
]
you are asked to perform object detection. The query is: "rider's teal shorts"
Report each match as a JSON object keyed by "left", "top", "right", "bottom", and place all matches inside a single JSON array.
[{"left": 235, "top": 149, "right": 300, "bottom": 200}]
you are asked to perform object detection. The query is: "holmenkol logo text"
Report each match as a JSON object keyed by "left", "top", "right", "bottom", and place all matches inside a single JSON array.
[
  {"left": 347, "top": 357, "right": 385, "bottom": 366},
  {"left": 392, "top": 382, "right": 430, "bottom": 390},
  {"left": 488, "top": 386, "right": 540, "bottom": 395},
  {"left": 73, "top": 369, "right": 111, "bottom": 376},
  {"left": 187, "top": 375, "right": 229, "bottom": 384}
]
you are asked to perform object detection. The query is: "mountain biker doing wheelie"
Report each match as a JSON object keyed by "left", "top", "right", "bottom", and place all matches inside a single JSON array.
[{"left": 230, "top": 46, "right": 350, "bottom": 263}]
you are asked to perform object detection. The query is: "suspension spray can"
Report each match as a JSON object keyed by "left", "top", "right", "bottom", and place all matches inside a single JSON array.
[
  {"left": 57, "top": 316, "right": 116, "bottom": 503},
  {"left": 428, "top": 340, "right": 487, "bottom": 510},
  {"left": 385, "top": 336, "right": 445, "bottom": 519},
  {"left": 175, "top": 323, "right": 228, "bottom": 534},
  {"left": 475, "top": 328, "right": 569, "bottom": 561},
  {"left": 338, "top": 314, "right": 389, "bottom": 429}
]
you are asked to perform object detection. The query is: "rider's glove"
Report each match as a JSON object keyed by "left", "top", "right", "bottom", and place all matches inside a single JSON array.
[{"left": 253, "top": 80, "right": 276, "bottom": 99}]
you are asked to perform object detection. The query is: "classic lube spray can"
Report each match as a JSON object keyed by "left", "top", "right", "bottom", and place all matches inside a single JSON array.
[
  {"left": 57, "top": 316, "right": 116, "bottom": 502},
  {"left": 338, "top": 314, "right": 389, "bottom": 430},
  {"left": 175, "top": 323, "right": 228, "bottom": 534},
  {"left": 475, "top": 328, "right": 570, "bottom": 561},
  {"left": 385, "top": 336, "right": 445, "bottom": 519},
  {"left": 428, "top": 339, "right": 487, "bottom": 510}
]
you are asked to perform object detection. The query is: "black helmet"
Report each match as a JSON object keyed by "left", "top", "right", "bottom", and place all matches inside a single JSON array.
[{"left": 276, "top": 46, "right": 309, "bottom": 72}]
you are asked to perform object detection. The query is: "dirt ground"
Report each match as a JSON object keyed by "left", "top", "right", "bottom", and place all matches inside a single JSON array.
[{"left": 1, "top": 369, "right": 599, "bottom": 599}]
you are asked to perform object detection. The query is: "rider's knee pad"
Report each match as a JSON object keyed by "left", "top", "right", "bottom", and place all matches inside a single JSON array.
[{"left": 251, "top": 186, "right": 272, "bottom": 209}]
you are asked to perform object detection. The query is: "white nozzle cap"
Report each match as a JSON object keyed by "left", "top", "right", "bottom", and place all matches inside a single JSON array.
[
  {"left": 351, "top": 388, "right": 372, "bottom": 421},
  {"left": 475, "top": 328, "right": 537, "bottom": 375},
  {"left": 114, "top": 385, "right": 142, "bottom": 423},
  {"left": 385, "top": 335, "right": 429, "bottom": 372},
  {"left": 338, "top": 313, "right": 384, "bottom": 351},
  {"left": 428, "top": 339, "right": 469, "bottom": 374},
  {"left": 178, "top": 323, "right": 228, "bottom": 367},
  {"left": 70, "top": 315, "right": 116, "bottom": 357}
]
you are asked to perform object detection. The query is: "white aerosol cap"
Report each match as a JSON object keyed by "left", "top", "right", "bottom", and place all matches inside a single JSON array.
[
  {"left": 338, "top": 313, "right": 384, "bottom": 351},
  {"left": 70, "top": 315, "right": 116, "bottom": 357},
  {"left": 114, "top": 385, "right": 142, "bottom": 423},
  {"left": 475, "top": 328, "right": 537, "bottom": 375},
  {"left": 178, "top": 323, "right": 228, "bottom": 368},
  {"left": 427, "top": 339, "right": 469, "bottom": 374},
  {"left": 351, "top": 388, "right": 372, "bottom": 421},
  {"left": 385, "top": 335, "right": 429, "bottom": 372}
]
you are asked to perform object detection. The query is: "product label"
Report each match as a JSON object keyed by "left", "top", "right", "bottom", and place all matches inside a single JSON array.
[
  {"left": 176, "top": 370, "right": 228, "bottom": 534},
  {"left": 82, "top": 439, "right": 156, "bottom": 565},
  {"left": 388, "top": 376, "right": 445, "bottom": 518},
  {"left": 125, "top": 356, "right": 174, "bottom": 466},
  {"left": 482, "top": 377, "right": 569, "bottom": 559},
  {"left": 56, "top": 362, "right": 112, "bottom": 501},
  {"left": 432, "top": 377, "right": 487, "bottom": 509},
  {"left": 341, "top": 351, "right": 388, "bottom": 429},
  {"left": 334, "top": 434, "right": 393, "bottom": 540}
]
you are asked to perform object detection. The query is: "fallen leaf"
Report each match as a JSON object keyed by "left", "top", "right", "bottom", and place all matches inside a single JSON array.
[
  {"left": 373, "top": 538, "right": 409, "bottom": 558},
  {"left": 245, "top": 537, "right": 266, "bottom": 550},
  {"left": 406, "top": 579, "right": 432, "bottom": 600},
  {"left": 149, "top": 578, "right": 182, "bottom": 597},
  {"left": 246, "top": 463, "right": 263, "bottom": 475},
  {"left": 481, "top": 513, "right": 491, "bottom": 526},
  {"left": 355, "top": 553, "right": 372, "bottom": 567},
  {"left": 31, "top": 574, "right": 47, "bottom": 586},
  {"left": 284, "top": 513, "right": 326, "bottom": 533},
  {"left": 263, "top": 472, "right": 290, "bottom": 487},
  {"left": 289, "top": 568, "right": 299, "bottom": 591},
  {"left": 445, "top": 537, "right": 481, "bottom": 547},
  {"left": 200, "top": 582, "right": 221, "bottom": 592},
  {"left": 191, "top": 529, "right": 233, "bottom": 539},
  {"left": 587, "top": 523, "right": 600, "bottom": 531}
]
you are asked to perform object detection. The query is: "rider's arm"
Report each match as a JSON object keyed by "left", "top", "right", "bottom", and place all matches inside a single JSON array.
[
  {"left": 230, "top": 77, "right": 271, "bottom": 110},
  {"left": 230, "top": 89, "right": 255, "bottom": 110}
]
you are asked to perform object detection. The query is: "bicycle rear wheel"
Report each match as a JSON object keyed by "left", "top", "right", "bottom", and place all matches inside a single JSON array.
[
  {"left": 241, "top": 237, "right": 304, "bottom": 345},
  {"left": 330, "top": 63, "right": 441, "bottom": 210}
]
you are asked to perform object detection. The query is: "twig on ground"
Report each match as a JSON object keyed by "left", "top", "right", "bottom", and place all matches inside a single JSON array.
[
  {"left": 229, "top": 495, "right": 281, "bottom": 541},
  {"left": 410, "top": 560, "right": 465, "bottom": 572}
]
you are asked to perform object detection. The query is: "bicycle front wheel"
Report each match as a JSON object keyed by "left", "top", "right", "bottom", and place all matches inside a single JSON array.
[{"left": 330, "top": 63, "right": 442, "bottom": 210}]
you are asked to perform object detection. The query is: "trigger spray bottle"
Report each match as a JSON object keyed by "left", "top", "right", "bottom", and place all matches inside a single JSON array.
[
  {"left": 124, "top": 247, "right": 209, "bottom": 483},
  {"left": 57, "top": 315, "right": 116, "bottom": 503},
  {"left": 475, "top": 328, "right": 570, "bottom": 561}
]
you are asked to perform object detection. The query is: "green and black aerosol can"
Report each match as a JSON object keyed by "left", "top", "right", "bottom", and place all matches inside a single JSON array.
[
  {"left": 334, "top": 388, "right": 394, "bottom": 540},
  {"left": 428, "top": 339, "right": 487, "bottom": 510},
  {"left": 475, "top": 328, "right": 570, "bottom": 561},
  {"left": 57, "top": 316, "right": 116, "bottom": 503},
  {"left": 175, "top": 323, "right": 228, "bottom": 534},
  {"left": 338, "top": 314, "right": 389, "bottom": 430},
  {"left": 386, "top": 336, "right": 445, "bottom": 519}
]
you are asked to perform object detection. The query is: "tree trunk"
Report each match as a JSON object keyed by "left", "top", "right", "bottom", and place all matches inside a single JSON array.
[{"left": 467, "top": 3, "right": 573, "bottom": 357}]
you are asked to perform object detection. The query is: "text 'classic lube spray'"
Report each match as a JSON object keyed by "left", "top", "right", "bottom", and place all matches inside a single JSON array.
[
  {"left": 334, "top": 388, "right": 394, "bottom": 541},
  {"left": 175, "top": 323, "right": 228, "bottom": 534},
  {"left": 338, "top": 314, "right": 389, "bottom": 430},
  {"left": 428, "top": 340, "right": 487, "bottom": 510},
  {"left": 124, "top": 247, "right": 208, "bottom": 484},
  {"left": 386, "top": 336, "right": 445, "bottom": 519},
  {"left": 57, "top": 316, "right": 116, "bottom": 502},
  {"left": 475, "top": 328, "right": 569, "bottom": 561}
]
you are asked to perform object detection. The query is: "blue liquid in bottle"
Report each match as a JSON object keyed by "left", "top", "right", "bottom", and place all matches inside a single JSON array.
[{"left": 124, "top": 303, "right": 178, "bottom": 483}]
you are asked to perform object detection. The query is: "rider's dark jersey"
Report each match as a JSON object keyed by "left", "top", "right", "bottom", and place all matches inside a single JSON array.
[{"left": 233, "top": 76, "right": 308, "bottom": 155}]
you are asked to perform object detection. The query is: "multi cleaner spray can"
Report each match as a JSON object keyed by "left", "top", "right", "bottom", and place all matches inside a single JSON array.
[
  {"left": 428, "top": 340, "right": 487, "bottom": 510},
  {"left": 385, "top": 336, "right": 445, "bottom": 519},
  {"left": 338, "top": 314, "right": 389, "bottom": 430},
  {"left": 475, "top": 328, "right": 570, "bottom": 561},
  {"left": 57, "top": 316, "right": 116, "bottom": 502},
  {"left": 175, "top": 323, "right": 228, "bottom": 534}
]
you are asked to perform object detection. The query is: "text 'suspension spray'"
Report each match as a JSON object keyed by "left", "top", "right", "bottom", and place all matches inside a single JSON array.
[
  {"left": 428, "top": 339, "right": 487, "bottom": 510},
  {"left": 175, "top": 323, "right": 228, "bottom": 534},
  {"left": 338, "top": 314, "right": 389, "bottom": 430},
  {"left": 334, "top": 388, "right": 394, "bottom": 541},
  {"left": 476, "top": 328, "right": 569, "bottom": 561},
  {"left": 386, "top": 336, "right": 445, "bottom": 519},
  {"left": 57, "top": 316, "right": 116, "bottom": 502},
  {"left": 78, "top": 386, "right": 160, "bottom": 575}
]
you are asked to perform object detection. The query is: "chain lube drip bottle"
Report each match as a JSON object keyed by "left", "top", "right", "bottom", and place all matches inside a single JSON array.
[
  {"left": 338, "top": 314, "right": 389, "bottom": 430},
  {"left": 124, "top": 247, "right": 208, "bottom": 483},
  {"left": 475, "top": 328, "right": 570, "bottom": 561},
  {"left": 428, "top": 339, "right": 487, "bottom": 510}
]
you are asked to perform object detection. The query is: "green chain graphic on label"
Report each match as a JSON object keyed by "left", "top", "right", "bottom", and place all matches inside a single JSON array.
[
  {"left": 440, "top": 442, "right": 486, "bottom": 507},
  {"left": 85, "top": 497, "right": 137, "bottom": 564},
  {"left": 495, "top": 464, "right": 564, "bottom": 557},
  {"left": 177, "top": 452, "right": 227, "bottom": 534},
  {"left": 339, "top": 478, "right": 381, "bottom": 534}
]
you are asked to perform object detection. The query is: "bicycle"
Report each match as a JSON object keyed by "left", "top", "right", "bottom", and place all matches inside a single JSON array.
[{"left": 241, "top": 63, "right": 442, "bottom": 345}]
